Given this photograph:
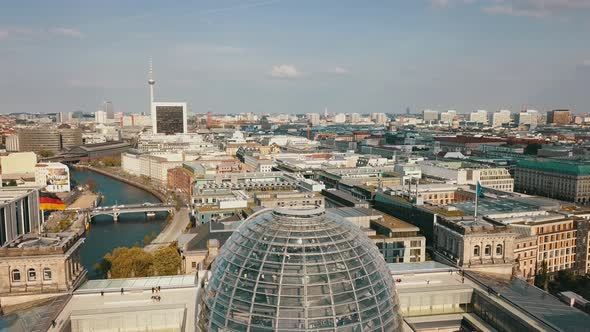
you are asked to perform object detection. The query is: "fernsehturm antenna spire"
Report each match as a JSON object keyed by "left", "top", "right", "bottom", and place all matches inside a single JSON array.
[{"left": 148, "top": 58, "right": 156, "bottom": 134}]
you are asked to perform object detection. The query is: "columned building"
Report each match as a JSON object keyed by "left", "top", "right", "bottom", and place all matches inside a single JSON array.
[
  {"left": 0, "top": 232, "right": 86, "bottom": 296},
  {"left": 0, "top": 187, "right": 42, "bottom": 247}
]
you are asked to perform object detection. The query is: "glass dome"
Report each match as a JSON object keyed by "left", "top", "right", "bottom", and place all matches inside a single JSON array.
[{"left": 198, "top": 206, "right": 403, "bottom": 331}]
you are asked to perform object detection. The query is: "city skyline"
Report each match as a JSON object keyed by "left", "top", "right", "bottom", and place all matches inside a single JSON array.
[{"left": 1, "top": 0, "right": 590, "bottom": 115}]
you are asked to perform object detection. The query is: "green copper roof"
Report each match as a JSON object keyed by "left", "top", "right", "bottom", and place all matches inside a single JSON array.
[{"left": 517, "top": 159, "right": 590, "bottom": 176}]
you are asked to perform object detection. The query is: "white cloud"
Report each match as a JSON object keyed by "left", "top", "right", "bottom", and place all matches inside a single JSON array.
[
  {"left": 270, "top": 64, "right": 302, "bottom": 79},
  {"left": 333, "top": 66, "right": 350, "bottom": 74},
  {"left": 430, "top": 0, "right": 590, "bottom": 17},
  {"left": 0, "top": 26, "right": 84, "bottom": 41},
  {"left": 174, "top": 43, "right": 245, "bottom": 55},
  {"left": 49, "top": 27, "right": 84, "bottom": 38},
  {"left": 483, "top": 4, "right": 548, "bottom": 18}
]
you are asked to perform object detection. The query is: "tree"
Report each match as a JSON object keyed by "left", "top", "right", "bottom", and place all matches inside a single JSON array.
[
  {"left": 84, "top": 179, "right": 98, "bottom": 192},
  {"left": 153, "top": 246, "right": 181, "bottom": 276},
  {"left": 535, "top": 260, "right": 549, "bottom": 291},
  {"left": 38, "top": 149, "right": 55, "bottom": 158},
  {"left": 102, "top": 247, "right": 154, "bottom": 278}
]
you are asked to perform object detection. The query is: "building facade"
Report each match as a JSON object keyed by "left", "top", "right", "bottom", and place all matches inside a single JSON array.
[
  {"left": 547, "top": 109, "right": 571, "bottom": 125},
  {"left": 152, "top": 102, "right": 188, "bottom": 135},
  {"left": 0, "top": 187, "right": 42, "bottom": 247},
  {"left": 18, "top": 129, "right": 61, "bottom": 154},
  {"left": 514, "top": 159, "right": 590, "bottom": 204},
  {"left": 0, "top": 232, "right": 86, "bottom": 296},
  {"left": 34, "top": 162, "right": 70, "bottom": 193}
]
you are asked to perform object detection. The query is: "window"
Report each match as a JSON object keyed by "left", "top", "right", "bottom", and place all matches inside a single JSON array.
[
  {"left": 484, "top": 245, "right": 491, "bottom": 256},
  {"left": 473, "top": 245, "right": 480, "bottom": 257},
  {"left": 191, "top": 262, "right": 197, "bottom": 268},
  {"left": 43, "top": 268, "right": 52, "bottom": 281},
  {"left": 28, "top": 268, "right": 36, "bottom": 281},
  {"left": 12, "top": 269, "right": 21, "bottom": 282},
  {"left": 496, "top": 244, "right": 503, "bottom": 256}
]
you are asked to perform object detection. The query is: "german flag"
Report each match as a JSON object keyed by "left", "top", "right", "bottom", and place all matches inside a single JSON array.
[{"left": 40, "top": 192, "right": 66, "bottom": 211}]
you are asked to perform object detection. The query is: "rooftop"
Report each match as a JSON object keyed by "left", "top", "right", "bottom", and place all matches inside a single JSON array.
[{"left": 516, "top": 158, "right": 590, "bottom": 176}]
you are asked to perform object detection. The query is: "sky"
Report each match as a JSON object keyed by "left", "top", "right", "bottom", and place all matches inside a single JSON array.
[{"left": 1, "top": 0, "right": 590, "bottom": 115}]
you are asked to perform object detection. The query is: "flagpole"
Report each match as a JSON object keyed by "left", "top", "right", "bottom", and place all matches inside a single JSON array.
[
  {"left": 474, "top": 191, "right": 478, "bottom": 219},
  {"left": 474, "top": 182, "right": 479, "bottom": 219}
]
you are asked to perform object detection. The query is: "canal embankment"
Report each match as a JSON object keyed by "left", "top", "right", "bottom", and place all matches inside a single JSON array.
[{"left": 73, "top": 164, "right": 167, "bottom": 203}]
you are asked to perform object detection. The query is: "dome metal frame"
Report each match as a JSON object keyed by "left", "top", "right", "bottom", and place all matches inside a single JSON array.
[{"left": 199, "top": 206, "right": 403, "bottom": 331}]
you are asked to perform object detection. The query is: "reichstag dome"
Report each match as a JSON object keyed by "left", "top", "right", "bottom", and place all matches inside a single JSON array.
[{"left": 198, "top": 206, "right": 403, "bottom": 331}]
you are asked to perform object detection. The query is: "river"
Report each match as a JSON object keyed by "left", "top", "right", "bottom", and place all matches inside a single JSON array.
[{"left": 71, "top": 168, "right": 166, "bottom": 279}]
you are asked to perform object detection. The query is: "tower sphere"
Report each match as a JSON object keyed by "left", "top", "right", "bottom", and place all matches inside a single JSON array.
[{"left": 198, "top": 206, "right": 403, "bottom": 331}]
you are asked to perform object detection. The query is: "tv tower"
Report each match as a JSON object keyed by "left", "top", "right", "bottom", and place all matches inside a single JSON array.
[{"left": 148, "top": 59, "right": 156, "bottom": 134}]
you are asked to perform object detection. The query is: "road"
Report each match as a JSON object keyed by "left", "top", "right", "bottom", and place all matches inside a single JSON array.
[{"left": 144, "top": 207, "right": 190, "bottom": 252}]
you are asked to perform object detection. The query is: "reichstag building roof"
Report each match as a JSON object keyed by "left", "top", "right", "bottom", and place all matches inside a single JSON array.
[{"left": 198, "top": 206, "right": 403, "bottom": 331}]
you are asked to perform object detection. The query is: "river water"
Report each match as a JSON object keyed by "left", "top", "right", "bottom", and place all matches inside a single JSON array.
[{"left": 71, "top": 168, "right": 165, "bottom": 279}]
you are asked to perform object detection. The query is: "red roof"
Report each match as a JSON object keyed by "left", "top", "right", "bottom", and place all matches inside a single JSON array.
[{"left": 435, "top": 136, "right": 505, "bottom": 144}]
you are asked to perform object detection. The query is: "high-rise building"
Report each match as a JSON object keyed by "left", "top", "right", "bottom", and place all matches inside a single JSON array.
[
  {"left": 547, "top": 109, "right": 571, "bottom": 125},
  {"left": 440, "top": 110, "right": 457, "bottom": 124},
  {"left": 59, "top": 128, "right": 83, "bottom": 150},
  {"left": 17, "top": 129, "right": 61, "bottom": 154},
  {"left": 305, "top": 113, "right": 320, "bottom": 126},
  {"left": 422, "top": 109, "right": 439, "bottom": 123},
  {"left": 492, "top": 109, "right": 511, "bottom": 128},
  {"left": 518, "top": 110, "right": 539, "bottom": 128},
  {"left": 103, "top": 101, "right": 114, "bottom": 119},
  {"left": 152, "top": 102, "right": 187, "bottom": 135},
  {"left": 333, "top": 113, "right": 346, "bottom": 123},
  {"left": 94, "top": 110, "right": 106, "bottom": 124},
  {"left": 371, "top": 112, "right": 388, "bottom": 125},
  {"left": 348, "top": 112, "right": 361, "bottom": 124},
  {"left": 470, "top": 110, "right": 488, "bottom": 125},
  {"left": 197, "top": 206, "right": 403, "bottom": 331}
]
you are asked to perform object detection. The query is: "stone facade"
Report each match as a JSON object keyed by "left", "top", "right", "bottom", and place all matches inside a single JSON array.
[
  {"left": 435, "top": 218, "right": 516, "bottom": 277},
  {"left": 0, "top": 233, "right": 86, "bottom": 297}
]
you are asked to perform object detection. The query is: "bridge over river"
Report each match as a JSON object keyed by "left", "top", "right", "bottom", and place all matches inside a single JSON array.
[{"left": 68, "top": 203, "right": 175, "bottom": 222}]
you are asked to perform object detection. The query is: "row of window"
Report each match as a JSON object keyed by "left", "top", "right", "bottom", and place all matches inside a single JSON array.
[
  {"left": 473, "top": 244, "right": 503, "bottom": 257},
  {"left": 11, "top": 268, "right": 52, "bottom": 282}
]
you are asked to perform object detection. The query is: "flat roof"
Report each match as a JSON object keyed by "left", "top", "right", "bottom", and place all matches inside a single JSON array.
[
  {"left": 388, "top": 261, "right": 456, "bottom": 274},
  {"left": 469, "top": 272, "right": 590, "bottom": 332},
  {"left": 453, "top": 198, "right": 541, "bottom": 216},
  {"left": 76, "top": 275, "right": 196, "bottom": 293}
]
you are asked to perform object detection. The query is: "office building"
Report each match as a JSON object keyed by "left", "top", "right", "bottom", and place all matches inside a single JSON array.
[
  {"left": 348, "top": 112, "right": 361, "bottom": 124},
  {"left": 103, "top": 101, "right": 114, "bottom": 119},
  {"left": 17, "top": 128, "right": 61, "bottom": 154},
  {"left": 469, "top": 110, "right": 488, "bottom": 125},
  {"left": 439, "top": 110, "right": 456, "bottom": 124},
  {"left": 492, "top": 109, "right": 511, "bottom": 127},
  {"left": 514, "top": 159, "right": 590, "bottom": 204},
  {"left": 59, "top": 128, "right": 83, "bottom": 150},
  {"left": 371, "top": 112, "right": 387, "bottom": 125},
  {"left": 197, "top": 206, "right": 403, "bottom": 331},
  {"left": 35, "top": 162, "right": 70, "bottom": 193},
  {"left": 94, "top": 110, "right": 106, "bottom": 124},
  {"left": 152, "top": 102, "right": 188, "bottom": 135},
  {"left": 518, "top": 109, "right": 539, "bottom": 128},
  {"left": 253, "top": 191, "right": 324, "bottom": 208},
  {"left": 422, "top": 109, "right": 439, "bottom": 123},
  {"left": 547, "top": 109, "right": 571, "bottom": 125},
  {"left": 0, "top": 187, "right": 42, "bottom": 247},
  {"left": 5, "top": 135, "right": 19, "bottom": 152},
  {"left": 305, "top": 113, "right": 320, "bottom": 126},
  {"left": 333, "top": 112, "right": 346, "bottom": 123}
]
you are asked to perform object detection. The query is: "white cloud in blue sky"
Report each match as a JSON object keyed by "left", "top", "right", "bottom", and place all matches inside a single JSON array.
[{"left": 1, "top": 0, "right": 590, "bottom": 114}]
